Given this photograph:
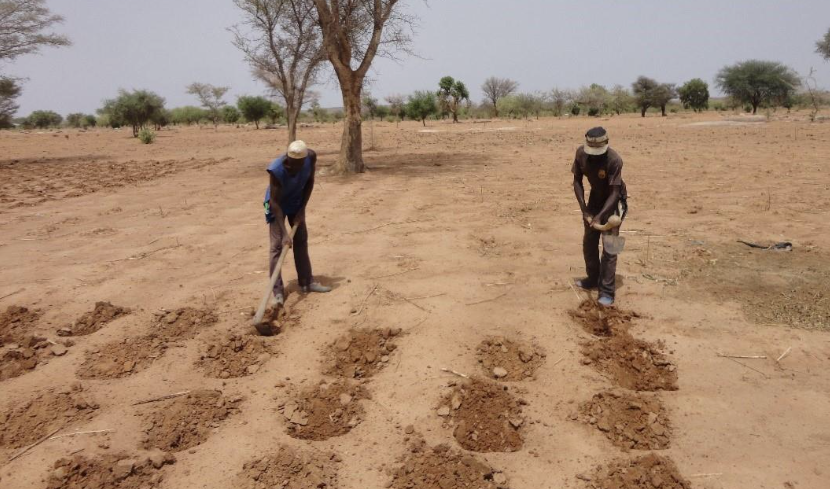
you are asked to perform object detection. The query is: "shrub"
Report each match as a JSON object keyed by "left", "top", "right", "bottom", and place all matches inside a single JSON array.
[
  {"left": 570, "top": 104, "right": 581, "bottom": 116},
  {"left": 138, "top": 127, "right": 155, "bottom": 144}
]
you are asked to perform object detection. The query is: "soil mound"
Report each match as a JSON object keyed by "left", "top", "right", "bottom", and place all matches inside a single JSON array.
[
  {"left": 575, "top": 391, "right": 671, "bottom": 450},
  {"left": 1, "top": 335, "right": 65, "bottom": 381},
  {"left": 197, "top": 333, "right": 277, "bottom": 378},
  {"left": 153, "top": 307, "right": 217, "bottom": 340},
  {"left": 570, "top": 300, "right": 640, "bottom": 336},
  {"left": 390, "top": 438, "right": 508, "bottom": 489},
  {"left": 438, "top": 378, "right": 524, "bottom": 452},
  {"left": 584, "top": 453, "right": 691, "bottom": 489},
  {"left": 0, "top": 305, "right": 40, "bottom": 344},
  {"left": 0, "top": 385, "right": 98, "bottom": 449},
  {"left": 60, "top": 302, "right": 130, "bottom": 336},
  {"left": 581, "top": 333, "right": 678, "bottom": 391},
  {"left": 281, "top": 380, "right": 368, "bottom": 441},
  {"left": 476, "top": 336, "right": 545, "bottom": 381},
  {"left": 325, "top": 328, "right": 401, "bottom": 379},
  {"left": 46, "top": 452, "right": 176, "bottom": 489},
  {"left": 77, "top": 335, "right": 166, "bottom": 379},
  {"left": 140, "top": 389, "right": 242, "bottom": 452},
  {"left": 239, "top": 444, "right": 340, "bottom": 489}
]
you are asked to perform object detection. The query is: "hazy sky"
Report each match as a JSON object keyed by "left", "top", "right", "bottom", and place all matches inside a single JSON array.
[{"left": 6, "top": 0, "right": 830, "bottom": 115}]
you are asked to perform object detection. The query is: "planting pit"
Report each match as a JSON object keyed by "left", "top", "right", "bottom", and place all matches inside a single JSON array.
[
  {"left": 197, "top": 333, "right": 277, "bottom": 378},
  {"left": 77, "top": 335, "right": 167, "bottom": 379},
  {"left": 46, "top": 452, "right": 176, "bottom": 489},
  {"left": 575, "top": 390, "right": 671, "bottom": 450},
  {"left": 153, "top": 307, "right": 217, "bottom": 340},
  {"left": 581, "top": 332, "right": 678, "bottom": 391},
  {"left": 140, "top": 389, "right": 242, "bottom": 452},
  {"left": 438, "top": 378, "right": 525, "bottom": 452},
  {"left": 569, "top": 300, "right": 640, "bottom": 337},
  {"left": 281, "top": 380, "right": 368, "bottom": 441},
  {"left": 238, "top": 444, "right": 340, "bottom": 489},
  {"left": 59, "top": 301, "right": 130, "bottom": 336},
  {"left": 582, "top": 453, "right": 691, "bottom": 489},
  {"left": 475, "top": 336, "right": 544, "bottom": 381},
  {"left": 325, "top": 327, "right": 401, "bottom": 379},
  {"left": 0, "top": 385, "right": 98, "bottom": 450},
  {"left": 0, "top": 305, "right": 40, "bottom": 344},
  {"left": 390, "top": 437, "right": 508, "bottom": 489}
]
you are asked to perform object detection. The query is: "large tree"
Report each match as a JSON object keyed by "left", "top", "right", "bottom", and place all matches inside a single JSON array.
[
  {"left": 678, "top": 78, "right": 709, "bottom": 112},
  {"left": 437, "top": 76, "right": 469, "bottom": 123},
  {"left": 99, "top": 89, "right": 166, "bottom": 136},
  {"left": 405, "top": 90, "right": 436, "bottom": 126},
  {"left": 653, "top": 83, "right": 676, "bottom": 116},
  {"left": 481, "top": 76, "right": 518, "bottom": 117},
  {"left": 186, "top": 82, "right": 229, "bottom": 127},
  {"left": 313, "top": 0, "right": 414, "bottom": 173},
  {"left": 237, "top": 95, "right": 272, "bottom": 128},
  {"left": 817, "top": 28, "right": 830, "bottom": 61},
  {"left": 632, "top": 76, "right": 660, "bottom": 117},
  {"left": 716, "top": 60, "right": 800, "bottom": 114},
  {"left": 0, "top": 0, "right": 70, "bottom": 127},
  {"left": 231, "top": 0, "right": 325, "bottom": 143}
]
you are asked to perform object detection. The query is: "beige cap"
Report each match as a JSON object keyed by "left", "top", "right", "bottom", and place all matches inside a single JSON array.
[{"left": 287, "top": 140, "right": 308, "bottom": 159}]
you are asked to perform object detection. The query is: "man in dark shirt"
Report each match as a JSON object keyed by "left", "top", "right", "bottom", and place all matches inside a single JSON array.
[{"left": 572, "top": 127, "right": 628, "bottom": 306}]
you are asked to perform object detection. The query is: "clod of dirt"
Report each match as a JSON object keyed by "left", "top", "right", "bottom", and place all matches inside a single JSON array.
[
  {"left": 77, "top": 335, "right": 167, "bottom": 379},
  {"left": 1, "top": 335, "right": 63, "bottom": 381},
  {"left": 325, "top": 328, "right": 401, "bottom": 379},
  {"left": 0, "top": 385, "right": 98, "bottom": 450},
  {"left": 0, "top": 305, "right": 40, "bottom": 345},
  {"left": 281, "top": 380, "right": 368, "bottom": 441},
  {"left": 581, "top": 332, "right": 678, "bottom": 392},
  {"left": 584, "top": 453, "right": 691, "bottom": 489},
  {"left": 476, "top": 336, "right": 545, "bottom": 381},
  {"left": 575, "top": 390, "right": 671, "bottom": 450},
  {"left": 197, "top": 333, "right": 277, "bottom": 378},
  {"left": 390, "top": 437, "right": 508, "bottom": 489},
  {"left": 60, "top": 301, "right": 130, "bottom": 336},
  {"left": 439, "top": 378, "right": 524, "bottom": 452},
  {"left": 153, "top": 307, "right": 217, "bottom": 340},
  {"left": 569, "top": 300, "right": 641, "bottom": 336},
  {"left": 47, "top": 452, "right": 176, "bottom": 489},
  {"left": 239, "top": 444, "right": 340, "bottom": 489},
  {"left": 140, "top": 390, "right": 241, "bottom": 452}
]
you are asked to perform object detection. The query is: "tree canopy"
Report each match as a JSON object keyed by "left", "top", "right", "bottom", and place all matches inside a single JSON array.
[
  {"left": 481, "top": 76, "right": 518, "bottom": 117},
  {"left": 187, "top": 82, "right": 229, "bottom": 126},
  {"left": 715, "top": 60, "right": 800, "bottom": 114},
  {"left": 0, "top": 0, "right": 70, "bottom": 62},
  {"left": 99, "top": 89, "right": 166, "bottom": 136},
  {"left": 678, "top": 78, "right": 710, "bottom": 112},
  {"left": 237, "top": 95, "right": 272, "bottom": 128},
  {"left": 817, "top": 28, "right": 830, "bottom": 61},
  {"left": 437, "top": 76, "right": 469, "bottom": 123},
  {"left": 405, "top": 90, "right": 437, "bottom": 126}
]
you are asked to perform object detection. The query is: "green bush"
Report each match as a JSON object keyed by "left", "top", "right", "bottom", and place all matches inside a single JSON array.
[
  {"left": 138, "top": 127, "right": 155, "bottom": 144},
  {"left": 570, "top": 104, "right": 581, "bottom": 116}
]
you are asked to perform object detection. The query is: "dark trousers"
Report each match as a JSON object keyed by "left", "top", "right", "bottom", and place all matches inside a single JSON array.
[
  {"left": 583, "top": 216, "right": 621, "bottom": 300},
  {"left": 269, "top": 214, "right": 312, "bottom": 297}
]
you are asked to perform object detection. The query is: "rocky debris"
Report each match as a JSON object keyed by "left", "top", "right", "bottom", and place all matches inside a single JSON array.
[
  {"left": 583, "top": 453, "right": 691, "bottom": 489},
  {"left": 152, "top": 307, "right": 217, "bottom": 340},
  {"left": 575, "top": 390, "right": 672, "bottom": 450},
  {"left": 569, "top": 300, "right": 641, "bottom": 337},
  {"left": 47, "top": 453, "right": 175, "bottom": 489},
  {"left": 59, "top": 302, "right": 130, "bottom": 336},
  {"left": 0, "top": 305, "right": 41, "bottom": 345},
  {"left": 439, "top": 378, "right": 524, "bottom": 452},
  {"left": 389, "top": 437, "right": 508, "bottom": 489},
  {"left": 476, "top": 336, "right": 545, "bottom": 381},
  {"left": 1, "top": 335, "right": 65, "bottom": 381},
  {"left": 238, "top": 444, "right": 340, "bottom": 489},
  {"left": 581, "top": 332, "right": 678, "bottom": 391},
  {"left": 0, "top": 385, "right": 98, "bottom": 449},
  {"left": 197, "top": 333, "right": 277, "bottom": 378},
  {"left": 281, "top": 380, "right": 368, "bottom": 441},
  {"left": 140, "top": 390, "right": 241, "bottom": 452},
  {"left": 77, "top": 335, "right": 167, "bottom": 379},
  {"left": 325, "top": 328, "right": 401, "bottom": 379}
]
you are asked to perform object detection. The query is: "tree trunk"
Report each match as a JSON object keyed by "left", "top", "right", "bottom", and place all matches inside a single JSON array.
[
  {"left": 333, "top": 81, "right": 364, "bottom": 174},
  {"left": 752, "top": 103, "right": 758, "bottom": 114},
  {"left": 255, "top": 120, "right": 259, "bottom": 129},
  {"left": 452, "top": 111, "right": 458, "bottom": 123},
  {"left": 641, "top": 107, "right": 647, "bottom": 117},
  {"left": 422, "top": 118, "right": 426, "bottom": 127},
  {"left": 661, "top": 105, "right": 667, "bottom": 116}
]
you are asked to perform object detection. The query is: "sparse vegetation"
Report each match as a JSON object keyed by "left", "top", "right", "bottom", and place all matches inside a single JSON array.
[
  {"left": 137, "top": 127, "right": 155, "bottom": 144},
  {"left": 481, "top": 76, "right": 518, "bottom": 117},
  {"left": 405, "top": 90, "right": 437, "bottom": 126},
  {"left": 186, "top": 82, "right": 229, "bottom": 127},
  {"left": 678, "top": 78, "right": 710, "bottom": 112},
  {"left": 24, "top": 109, "right": 62, "bottom": 128},
  {"left": 236, "top": 95, "right": 271, "bottom": 128},
  {"left": 99, "top": 89, "right": 166, "bottom": 136},
  {"left": 437, "top": 76, "right": 470, "bottom": 123},
  {"left": 817, "top": 28, "right": 830, "bottom": 61},
  {"left": 0, "top": 77, "right": 21, "bottom": 128}
]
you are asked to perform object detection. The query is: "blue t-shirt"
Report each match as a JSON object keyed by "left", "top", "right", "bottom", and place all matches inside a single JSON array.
[{"left": 264, "top": 154, "right": 312, "bottom": 222}]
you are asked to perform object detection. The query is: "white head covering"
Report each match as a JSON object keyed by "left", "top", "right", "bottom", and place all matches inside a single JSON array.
[
  {"left": 584, "top": 127, "right": 609, "bottom": 156},
  {"left": 287, "top": 140, "right": 308, "bottom": 159}
]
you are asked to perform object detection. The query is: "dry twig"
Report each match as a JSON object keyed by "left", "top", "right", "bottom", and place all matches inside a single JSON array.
[
  {"left": 717, "top": 353, "right": 767, "bottom": 359},
  {"left": 49, "top": 429, "right": 113, "bottom": 440},
  {"left": 351, "top": 284, "right": 378, "bottom": 316},
  {"left": 3, "top": 427, "right": 62, "bottom": 466},
  {"left": 440, "top": 367, "right": 469, "bottom": 379},
  {"left": 465, "top": 291, "right": 509, "bottom": 306},
  {"left": 776, "top": 347, "right": 792, "bottom": 363},
  {"left": 132, "top": 390, "right": 191, "bottom": 406}
]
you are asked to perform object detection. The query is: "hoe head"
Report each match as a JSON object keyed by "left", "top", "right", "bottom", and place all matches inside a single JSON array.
[
  {"left": 602, "top": 233, "right": 626, "bottom": 255},
  {"left": 252, "top": 304, "right": 284, "bottom": 337}
]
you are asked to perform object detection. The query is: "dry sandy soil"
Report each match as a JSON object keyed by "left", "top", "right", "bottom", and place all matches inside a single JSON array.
[{"left": 1, "top": 112, "right": 829, "bottom": 489}]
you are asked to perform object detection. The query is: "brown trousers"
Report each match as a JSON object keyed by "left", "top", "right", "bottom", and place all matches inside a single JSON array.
[{"left": 269, "top": 215, "right": 312, "bottom": 297}]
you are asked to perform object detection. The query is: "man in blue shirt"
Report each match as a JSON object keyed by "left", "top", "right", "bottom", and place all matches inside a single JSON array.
[{"left": 265, "top": 140, "right": 331, "bottom": 305}]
